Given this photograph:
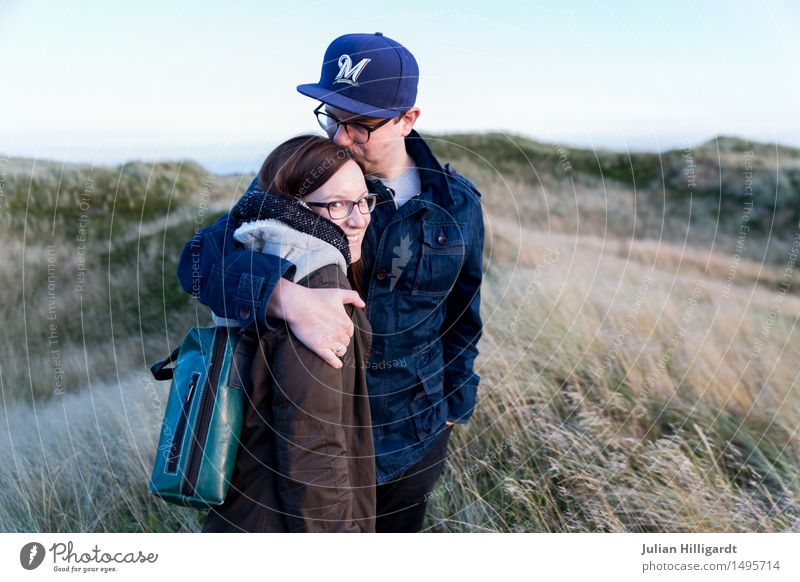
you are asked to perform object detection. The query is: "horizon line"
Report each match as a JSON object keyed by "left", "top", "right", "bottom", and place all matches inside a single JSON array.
[{"left": 2, "top": 130, "right": 797, "bottom": 176}]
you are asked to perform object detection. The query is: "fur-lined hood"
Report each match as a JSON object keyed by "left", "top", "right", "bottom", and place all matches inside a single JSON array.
[
  {"left": 212, "top": 217, "right": 348, "bottom": 327},
  {"left": 233, "top": 218, "right": 347, "bottom": 280}
]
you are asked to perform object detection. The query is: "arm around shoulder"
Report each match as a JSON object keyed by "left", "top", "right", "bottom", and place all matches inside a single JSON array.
[{"left": 175, "top": 212, "right": 296, "bottom": 329}]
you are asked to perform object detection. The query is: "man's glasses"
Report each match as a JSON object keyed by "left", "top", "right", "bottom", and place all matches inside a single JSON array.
[
  {"left": 314, "top": 104, "right": 394, "bottom": 144},
  {"left": 304, "top": 194, "right": 378, "bottom": 220}
]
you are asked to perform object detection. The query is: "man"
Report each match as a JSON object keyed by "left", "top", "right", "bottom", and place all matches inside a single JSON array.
[{"left": 177, "top": 32, "right": 484, "bottom": 532}]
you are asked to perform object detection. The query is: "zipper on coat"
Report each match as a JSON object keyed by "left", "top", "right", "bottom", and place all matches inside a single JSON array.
[
  {"left": 166, "top": 371, "right": 200, "bottom": 474},
  {"left": 182, "top": 327, "right": 228, "bottom": 497}
]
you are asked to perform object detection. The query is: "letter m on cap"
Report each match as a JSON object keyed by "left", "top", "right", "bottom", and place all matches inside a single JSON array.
[{"left": 334, "top": 54, "right": 371, "bottom": 86}]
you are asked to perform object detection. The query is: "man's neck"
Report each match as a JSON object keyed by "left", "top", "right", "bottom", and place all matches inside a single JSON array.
[{"left": 368, "top": 147, "right": 415, "bottom": 181}]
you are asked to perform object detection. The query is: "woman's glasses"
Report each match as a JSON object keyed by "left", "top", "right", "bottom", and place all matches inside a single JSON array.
[{"left": 304, "top": 194, "right": 378, "bottom": 220}]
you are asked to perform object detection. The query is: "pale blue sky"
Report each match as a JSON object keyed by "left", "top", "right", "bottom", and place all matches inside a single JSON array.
[{"left": 1, "top": 0, "right": 798, "bottom": 173}]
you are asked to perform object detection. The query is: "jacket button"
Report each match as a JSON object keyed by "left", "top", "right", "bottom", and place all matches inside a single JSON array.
[
  {"left": 239, "top": 307, "right": 251, "bottom": 320},
  {"left": 375, "top": 269, "right": 388, "bottom": 281},
  {"left": 437, "top": 233, "right": 448, "bottom": 245}
]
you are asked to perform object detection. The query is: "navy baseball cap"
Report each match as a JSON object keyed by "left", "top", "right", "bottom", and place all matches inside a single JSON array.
[{"left": 297, "top": 32, "right": 419, "bottom": 118}]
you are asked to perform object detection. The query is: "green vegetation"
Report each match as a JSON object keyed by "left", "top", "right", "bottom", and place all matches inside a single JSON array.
[
  {"left": 0, "top": 159, "right": 240, "bottom": 405},
  {"left": 1, "top": 159, "right": 213, "bottom": 235}
]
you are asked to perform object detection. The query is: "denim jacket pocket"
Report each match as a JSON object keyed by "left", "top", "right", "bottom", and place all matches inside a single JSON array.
[
  {"left": 409, "top": 357, "right": 448, "bottom": 441},
  {"left": 412, "top": 222, "right": 467, "bottom": 297}
]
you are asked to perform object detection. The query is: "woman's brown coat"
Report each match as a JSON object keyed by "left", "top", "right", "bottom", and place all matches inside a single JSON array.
[{"left": 203, "top": 263, "right": 375, "bottom": 532}]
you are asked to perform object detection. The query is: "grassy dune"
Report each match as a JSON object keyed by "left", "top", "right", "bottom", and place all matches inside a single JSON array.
[
  {"left": 0, "top": 134, "right": 798, "bottom": 532},
  {"left": 428, "top": 224, "right": 799, "bottom": 531}
]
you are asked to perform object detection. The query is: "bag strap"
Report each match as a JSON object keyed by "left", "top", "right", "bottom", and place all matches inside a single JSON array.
[
  {"left": 150, "top": 346, "right": 181, "bottom": 381},
  {"left": 150, "top": 326, "right": 260, "bottom": 383}
]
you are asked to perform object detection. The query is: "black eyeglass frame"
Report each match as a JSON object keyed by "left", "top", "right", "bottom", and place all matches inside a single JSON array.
[
  {"left": 314, "top": 104, "right": 395, "bottom": 144},
  {"left": 304, "top": 194, "right": 378, "bottom": 219}
]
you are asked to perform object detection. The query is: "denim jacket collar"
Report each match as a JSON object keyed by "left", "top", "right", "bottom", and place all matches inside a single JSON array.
[{"left": 403, "top": 129, "right": 455, "bottom": 208}]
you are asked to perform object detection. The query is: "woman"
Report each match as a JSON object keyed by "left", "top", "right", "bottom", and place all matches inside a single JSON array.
[{"left": 203, "top": 135, "right": 376, "bottom": 532}]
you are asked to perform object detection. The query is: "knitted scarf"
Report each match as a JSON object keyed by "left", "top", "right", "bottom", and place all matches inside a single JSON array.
[{"left": 231, "top": 185, "right": 351, "bottom": 265}]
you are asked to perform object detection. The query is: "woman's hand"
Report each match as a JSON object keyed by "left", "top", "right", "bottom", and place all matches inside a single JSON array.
[{"left": 267, "top": 279, "right": 366, "bottom": 368}]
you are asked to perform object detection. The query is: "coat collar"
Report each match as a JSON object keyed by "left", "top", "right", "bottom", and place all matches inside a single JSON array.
[
  {"left": 402, "top": 130, "right": 454, "bottom": 207},
  {"left": 365, "top": 130, "right": 454, "bottom": 208}
]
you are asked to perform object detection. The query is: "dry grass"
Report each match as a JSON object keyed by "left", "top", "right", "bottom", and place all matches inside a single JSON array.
[
  {"left": 1, "top": 146, "right": 799, "bottom": 532},
  {"left": 425, "top": 226, "right": 800, "bottom": 532},
  {"left": 0, "top": 373, "right": 202, "bottom": 531},
  {"left": 2, "top": 223, "right": 797, "bottom": 532}
]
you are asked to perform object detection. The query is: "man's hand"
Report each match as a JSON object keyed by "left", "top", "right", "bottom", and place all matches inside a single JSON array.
[
  {"left": 267, "top": 279, "right": 366, "bottom": 368},
  {"left": 445, "top": 420, "right": 456, "bottom": 427}
]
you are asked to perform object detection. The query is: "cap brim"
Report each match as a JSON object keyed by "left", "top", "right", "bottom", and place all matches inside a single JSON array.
[{"left": 297, "top": 83, "right": 401, "bottom": 118}]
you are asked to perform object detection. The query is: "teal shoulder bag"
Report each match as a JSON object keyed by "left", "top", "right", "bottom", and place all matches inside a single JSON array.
[{"left": 149, "top": 326, "right": 258, "bottom": 508}]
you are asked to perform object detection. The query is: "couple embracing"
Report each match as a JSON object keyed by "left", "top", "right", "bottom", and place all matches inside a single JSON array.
[{"left": 177, "top": 32, "right": 484, "bottom": 533}]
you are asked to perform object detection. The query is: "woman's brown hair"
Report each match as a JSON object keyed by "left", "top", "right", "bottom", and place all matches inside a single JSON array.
[
  {"left": 258, "top": 135, "right": 354, "bottom": 197},
  {"left": 257, "top": 134, "right": 366, "bottom": 296}
]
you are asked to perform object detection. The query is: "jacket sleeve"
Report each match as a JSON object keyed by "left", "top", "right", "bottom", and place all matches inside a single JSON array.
[
  {"left": 268, "top": 324, "right": 359, "bottom": 533},
  {"left": 176, "top": 211, "right": 296, "bottom": 330},
  {"left": 441, "top": 192, "right": 484, "bottom": 423}
]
